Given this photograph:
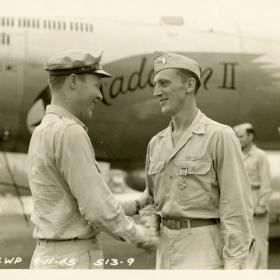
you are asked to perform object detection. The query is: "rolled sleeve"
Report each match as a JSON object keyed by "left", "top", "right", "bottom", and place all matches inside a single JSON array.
[
  {"left": 213, "top": 127, "right": 254, "bottom": 267},
  {"left": 55, "top": 124, "right": 136, "bottom": 242}
]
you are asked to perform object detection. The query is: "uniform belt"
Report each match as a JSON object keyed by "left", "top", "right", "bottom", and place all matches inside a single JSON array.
[
  {"left": 161, "top": 217, "right": 219, "bottom": 230},
  {"left": 251, "top": 185, "right": 260, "bottom": 190},
  {"left": 37, "top": 237, "right": 87, "bottom": 242}
]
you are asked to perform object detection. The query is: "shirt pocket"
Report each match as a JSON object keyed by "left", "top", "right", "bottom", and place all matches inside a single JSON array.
[
  {"left": 245, "top": 160, "right": 258, "bottom": 178},
  {"left": 30, "top": 156, "right": 64, "bottom": 216},
  {"left": 148, "top": 161, "right": 165, "bottom": 207},
  {"left": 175, "top": 159, "right": 211, "bottom": 205}
]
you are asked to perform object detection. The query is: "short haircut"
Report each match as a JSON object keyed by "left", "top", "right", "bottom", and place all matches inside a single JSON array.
[
  {"left": 48, "top": 74, "right": 86, "bottom": 91},
  {"left": 48, "top": 75, "right": 67, "bottom": 91},
  {"left": 246, "top": 128, "right": 255, "bottom": 138},
  {"left": 175, "top": 68, "right": 201, "bottom": 95}
]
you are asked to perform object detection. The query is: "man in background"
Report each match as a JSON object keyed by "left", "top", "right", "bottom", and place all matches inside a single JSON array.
[{"left": 234, "top": 123, "right": 272, "bottom": 269}]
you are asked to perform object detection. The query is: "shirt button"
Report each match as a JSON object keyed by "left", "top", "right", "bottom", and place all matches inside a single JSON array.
[{"left": 169, "top": 175, "right": 173, "bottom": 179}]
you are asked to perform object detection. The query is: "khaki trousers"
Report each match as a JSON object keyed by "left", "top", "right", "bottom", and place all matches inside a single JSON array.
[
  {"left": 30, "top": 235, "right": 104, "bottom": 269},
  {"left": 245, "top": 213, "right": 269, "bottom": 269},
  {"left": 156, "top": 224, "right": 224, "bottom": 269}
]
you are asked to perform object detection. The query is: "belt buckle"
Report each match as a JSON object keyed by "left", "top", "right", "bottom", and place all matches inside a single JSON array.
[
  {"left": 167, "top": 219, "right": 181, "bottom": 229},
  {"left": 167, "top": 219, "right": 175, "bottom": 229}
]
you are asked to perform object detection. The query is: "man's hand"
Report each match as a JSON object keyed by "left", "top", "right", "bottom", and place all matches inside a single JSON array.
[
  {"left": 139, "top": 213, "right": 161, "bottom": 235},
  {"left": 132, "top": 224, "right": 159, "bottom": 252},
  {"left": 120, "top": 200, "right": 138, "bottom": 216},
  {"left": 224, "top": 261, "right": 243, "bottom": 269}
]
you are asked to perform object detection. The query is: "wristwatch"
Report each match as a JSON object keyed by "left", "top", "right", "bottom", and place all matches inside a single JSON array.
[{"left": 135, "top": 199, "right": 141, "bottom": 214}]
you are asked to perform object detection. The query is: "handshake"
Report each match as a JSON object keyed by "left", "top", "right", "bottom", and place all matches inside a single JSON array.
[
  {"left": 120, "top": 199, "right": 160, "bottom": 251},
  {"left": 131, "top": 214, "right": 161, "bottom": 251}
]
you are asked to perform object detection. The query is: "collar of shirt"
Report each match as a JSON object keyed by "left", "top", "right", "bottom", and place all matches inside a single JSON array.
[
  {"left": 156, "top": 109, "right": 207, "bottom": 158},
  {"left": 163, "top": 109, "right": 207, "bottom": 138},
  {"left": 45, "top": 105, "right": 88, "bottom": 132},
  {"left": 243, "top": 144, "right": 257, "bottom": 159}
]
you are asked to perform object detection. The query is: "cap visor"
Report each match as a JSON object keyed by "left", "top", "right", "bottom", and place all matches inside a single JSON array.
[{"left": 94, "top": 69, "right": 112, "bottom": 78}]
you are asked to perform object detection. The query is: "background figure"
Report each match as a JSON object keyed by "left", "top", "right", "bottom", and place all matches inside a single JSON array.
[
  {"left": 234, "top": 123, "right": 272, "bottom": 269},
  {"left": 137, "top": 52, "right": 254, "bottom": 269}
]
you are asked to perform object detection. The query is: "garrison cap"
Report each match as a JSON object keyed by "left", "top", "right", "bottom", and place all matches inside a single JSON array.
[
  {"left": 154, "top": 52, "right": 201, "bottom": 81},
  {"left": 233, "top": 123, "right": 254, "bottom": 134},
  {"left": 43, "top": 50, "right": 112, "bottom": 77}
]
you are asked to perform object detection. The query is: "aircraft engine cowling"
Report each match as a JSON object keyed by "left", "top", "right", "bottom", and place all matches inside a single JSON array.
[{"left": 124, "top": 169, "right": 146, "bottom": 192}]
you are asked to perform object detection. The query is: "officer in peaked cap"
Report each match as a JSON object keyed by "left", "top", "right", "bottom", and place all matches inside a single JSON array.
[
  {"left": 135, "top": 52, "right": 254, "bottom": 269},
  {"left": 234, "top": 123, "right": 272, "bottom": 269},
  {"left": 43, "top": 49, "right": 112, "bottom": 77},
  {"left": 28, "top": 49, "right": 157, "bottom": 269}
]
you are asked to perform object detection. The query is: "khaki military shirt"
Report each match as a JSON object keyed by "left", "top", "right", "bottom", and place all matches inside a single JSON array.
[
  {"left": 27, "top": 105, "right": 135, "bottom": 241},
  {"left": 143, "top": 110, "right": 253, "bottom": 268},
  {"left": 242, "top": 144, "right": 272, "bottom": 211}
]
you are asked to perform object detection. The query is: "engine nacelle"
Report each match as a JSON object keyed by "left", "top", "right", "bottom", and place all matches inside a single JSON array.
[{"left": 124, "top": 169, "right": 146, "bottom": 192}]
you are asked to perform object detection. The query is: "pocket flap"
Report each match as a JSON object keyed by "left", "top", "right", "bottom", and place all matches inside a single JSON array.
[
  {"left": 148, "top": 161, "right": 165, "bottom": 175},
  {"left": 178, "top": 160, "right": 211, "bottom": 175}
]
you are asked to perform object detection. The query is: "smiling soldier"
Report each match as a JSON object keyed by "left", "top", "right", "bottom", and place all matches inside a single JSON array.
[
  {"left": 27, "top": 50, "right": 156, "bottom": 269},
  {"left": 137, "top": 52, "right": 255, "bottom": 269}
]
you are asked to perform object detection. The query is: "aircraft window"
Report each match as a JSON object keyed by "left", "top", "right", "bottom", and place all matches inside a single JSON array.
[
  {"left": 6, "top": 18, "right": 10, "bottom": 26},
  {"left": 58, "top": 21, "right": 61, "bottom": 30},
  {"left": 53, "top": 21, "right": 56, "bottom": 29},
  {"left": 27, "top": 18, "right": 30, "bottom": 27},
  {"left": 48, "top": 20, "right": 51, "bottom": 29},
  {"left": 0, "top": 33, "right": 10, "bottom": 45},
  {"left": 11, "top": 18, "right": 14, "bottom": 26},
  {"left": 36, "top": 19, "right": 40, "bottom": 28},
  {"left": 18, "top": 18, "right": 21, "bottom": 27},
  {"left": 66, "top": 21, "right": 94, "bottom": 32},
  {"left": 23, "top": 18, "right": 26, "bottom": 27},
  {"left": 31, "top": 19, "right": 38, "bottom": 28},
  {"left": 1, "top": 17, "right": 4, "bottom": 26}
]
